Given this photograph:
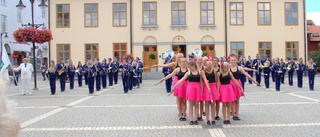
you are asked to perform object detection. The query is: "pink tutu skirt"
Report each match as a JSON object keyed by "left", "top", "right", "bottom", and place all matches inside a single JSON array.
[
  {"left": 203, "top": 82, "right": 219, "bottom": 101},
  {"left": 173, "top": 80, "right": 188, "bottom": 98},
  {"left": 219, "top": 84, "right": 236, "bottom": 102},
  {"left": 186, "top": 82, "right": 202, "bottom": 101},
  {"left": 230, "top": 79, "right": 244, "bottom": 97}
]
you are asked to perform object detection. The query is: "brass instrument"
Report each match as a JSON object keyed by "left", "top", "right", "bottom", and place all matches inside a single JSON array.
[
  {"left": 58, "top": 65, "right": 65, "bottom": 76},
  {"left": 261, "top": 61, "right": 270, "bottom": 69}
]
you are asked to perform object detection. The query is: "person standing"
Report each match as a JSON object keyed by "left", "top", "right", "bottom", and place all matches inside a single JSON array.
[
  {"left": 162, "top": 58, "right": 173, "bottom": 93},
  {"left": 136, "top": 57, "right": 144, "bottom": 84},
  {"left": 253, "top": 54, "right": 262, "bottom": 85},
  {"left": 245, "top": 56, "right": 253, "bottom": 84},
  {"left": 77, "top": 61, "right": 83, "bottom": 87},
  {"left": 13, "top": 63, "right": 20, "bottom": 86},
  {"left": 113, "top": 57, "right": 120, "bottom": 85},
  {"left": 121, "top": 59, "right": 130, "bottom": 93},
  {"left": 262, "top": 60, "right": 272, "bottom": 89},
  {"left": 83, "top": 61, "right": 88, "bottom": 85},
  {"left": 56, "top": 59, "right": 67, "bottom": 92},
  {"left": 67, "top": 60, "right": 76, "bottom": 89},
  {"left": 12, "top": 58, "right": 33, "bottom": 95},
  {"left": 287, "top": 59, "right": 295, "bottom": 86},
  {"left": 108, "top": 58, "right": 114, "bottom": 86},
  {"left": 280, "top": 59, "right": 287, "bottom": 84},
  {"left": 41, "top": 63, "right": 47, "bottom": 81},
  {"left": 273, "top": 58, "right": 282, "bottom": 91},
  {"left": 296, "top": 58, "right": 306, "bottom": 88},
  {"left": 94, "top": 58, "right": 102, "bottom": 91},
  {"left": 238, "top": 56, "right": 246, "bottom": 90},
  {"left": 87, "top": 60, "right": 96, "bottom": 94},
  {"left": 307, "top": 58, "right": 317, "bottom": 90},
  {"left": 101, "top": 59, "right": 108, "bottom": 89},
  {"left": 48, "top": 60, "right": 56, "bottom": 95}
]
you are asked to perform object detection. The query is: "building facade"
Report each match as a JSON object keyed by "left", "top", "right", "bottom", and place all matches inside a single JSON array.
[
  {"left": 0, "top": 0, "right": 49, "bottom": 70},
  {"left": 307, "top": 20, "right": 320, "bottom": 52},
  {"left": 49, "top": 0, "right": 306, "bottom": 72}
]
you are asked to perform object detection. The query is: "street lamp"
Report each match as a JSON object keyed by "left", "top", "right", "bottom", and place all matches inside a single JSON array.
[
  {"left": 16, "top": 0, "right": 48, "bottom": 90},
  {"left": 0, "top": 32, "right": 9, "bottom": 58}
]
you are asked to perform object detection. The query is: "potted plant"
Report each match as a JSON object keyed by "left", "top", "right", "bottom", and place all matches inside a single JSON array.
[
  {"left": 149, "top": 53, "right": 156, "bottom": 60},
  {"left": 13, "top": 27, "right": 53, "bottom": 44}
]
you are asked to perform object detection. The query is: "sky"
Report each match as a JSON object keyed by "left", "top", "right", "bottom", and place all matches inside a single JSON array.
[{"left": 307, "top": 0, "right": 320, "bottom": 25}]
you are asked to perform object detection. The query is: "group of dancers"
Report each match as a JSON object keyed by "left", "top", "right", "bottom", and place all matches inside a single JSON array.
[
  {"left": 153, "top": 53, "right": 317, "bottom": 125},
  {"left": 46, "top": 57, "right": 144, "bottom": 95}
]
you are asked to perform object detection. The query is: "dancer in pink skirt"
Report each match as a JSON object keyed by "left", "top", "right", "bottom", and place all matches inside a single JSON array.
[
  {"left": 159, "top": 57, "right": 188, "bottom": 121},
  {"left": 201, "top": 61, "right": 219, "bottom": 125},
  {"left": 196, "top": 57, "right": 205, "bottom": 121},
  {"left": 229, "top": 55, "right": 259, "bottom": 121},
  {"left": 217, "top": 62, "right": 242, "bottom": 124},
  {"left": 173, "top": 61, "right": 208, "bottom": 125},
  {"left": 212, "top": 57, "right": 222, "bottom": 121}
]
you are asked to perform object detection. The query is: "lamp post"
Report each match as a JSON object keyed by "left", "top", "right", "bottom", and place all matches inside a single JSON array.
[
  {"left": 16, "top": 0, "right": 48, "bottom": 90},
  {"left": 0, "top": 32, "right": 9, "bottom": 58}
]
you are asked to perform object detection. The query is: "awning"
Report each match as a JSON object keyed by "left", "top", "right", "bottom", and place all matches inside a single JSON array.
[{"left": 11, "top": 43, "right": 31, "bottom": 52}]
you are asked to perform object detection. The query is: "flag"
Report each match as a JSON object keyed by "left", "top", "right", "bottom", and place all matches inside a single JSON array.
[{"left": 0, "top": 45, "right": 11, "bottom": 74}]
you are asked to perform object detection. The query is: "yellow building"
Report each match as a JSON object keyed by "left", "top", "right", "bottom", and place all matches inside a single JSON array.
[{"left": 49, "top": 0, "right": 306, "bottom": 72}]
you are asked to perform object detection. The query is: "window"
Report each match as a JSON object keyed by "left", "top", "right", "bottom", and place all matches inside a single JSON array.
[
  {"left": 56, "top": 44, "right": 70, "bottom": 61},
  {"left": 85, "top": 44, "right": 99, "bottom": 61},
  {"left": 258, "top": 42, "right": 272, "bottom": 58},
  {"left": 113, "top": 3, "right": 127, "bottom": 27},
  {"left": 85, "top": 3, "right": 98, "bottom": 27},
  {"left": 257, "top": 2, "right": 271, "bottom": 25},
  {"left": 0, "top": 0, "right": 6, "bottom": 6},
  {"left": 17, "top": 9, "right": 22, "bottom": 22},
  {"left": 143, "top": 2, "right": 157, "bottom": 25},
  {"left": 56, "top": 4, "right": 70, "bottom": 27},
  {"left": 113, "top": 43, "right": 127, "bottom": 62},
  {"left": 230, "top": 2, "right": 243, "bottom": 25},
  {"left": 285, "top": 2, "right": 298, "bottom": 25},
  {"left": 231, "top": 42, "right": 244, "bottom": 56},
  {"left": 171, "top": 1, "right": 186, "bottom": 25},
  {"left": 41, "top": 9, "right": 46, "bottom": 18},
  {"left": 1, "top": 14, "right": 6, "bottom": 32},
  {"left": 200, "top": 1, "right": 214, "bottom": 25},
  {"left": 286, "top": 42, "right": 299, "bottom": 60}
]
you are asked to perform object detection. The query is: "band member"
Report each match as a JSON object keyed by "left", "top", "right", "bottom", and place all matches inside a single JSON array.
[
  {"left": 77, "top": 61, "right": 83, "bottom": 87},
  {"left": 253, "top": 54, "right": 262, "bottom": 84},
  {"left": 108, "top": 58, "right": 114, "bottom": 86},
  {"left": 245, "top": 56, "right": 253, "bottom": 84},
  {"left": 262, "top": 60, "right": 272, "bottom": 89},
  {"left": 238, "top": 56, "right": 246, "bottom": 90},
  {"left": 229, "top": 55, "right": 258, "bottom": 121},
  {"left": 121, "top": 59, "right": 130, "bottom": 93},
  {"left": 280, "top": 58, "right": 287, "bottom": 84},
  {"left": 271, "top": 58, "right": 276, "bottom": 82},
  {"left": 87, "top": 60, "right": 96, "bottom": 94},
  {"left": 132, "top": 61, "right": 140, "bottom": 88},
  {"left": 296, "top": 58, "right": 306, "bottom": 88},
  {"left": 83, "top": 61, "right": 88, "bottom": 85},
  {"left": 162, "top": 58, "right": 173, "bottom": 93},
  {"left": 48, "top": 60, "right": 56, "bottom": 95},
  {"left": 56, "top": 59, "right": 67, "bottom": 92},
  {"left": 67, "top": 60, "right": 76, "bottom": 90},
  {"left": 287, "top": 59, "right": 296, "bottom": 86},
  {"left": 12, "top": 58, "right": 33, "bottom": 95},
  {"left": 212, "top": 57, "right": 221, "bottom": 121},
  {"left": 173, "top": 61, "right": 206, "bottom": 125},
  {"left": 127, "top": 58, "right": 134, "bottom": 90},
  {"left": 94, "top": 58, "right": 102, "bottom": 91},
  {"left": 113, "top": 57, "right": 120, "bottom": 85},
  {"left": 136, "top": 57, "right": 144, "bottom": 84},
  {"left": 273, "top": 58, "right": 282, "bottom": 91},
  {"left": 201, "top": 61, "right": 219, "bottom": 125},
  {"left": 218, "top": 62, "right": 241, "bottom": 124},
  {"left": 101, "top": 59, "right": 108, "bottom": 89},
  {"left": 159, "top": 57, "right": 188, "bottom": 121},
  {"left": 307, "top": 58, "right": 316, "bottom": 90}
]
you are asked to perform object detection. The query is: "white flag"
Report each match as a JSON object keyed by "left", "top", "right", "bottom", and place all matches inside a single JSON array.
[{"left": 0, "top": 45, "right": 11, "bottom": 74}]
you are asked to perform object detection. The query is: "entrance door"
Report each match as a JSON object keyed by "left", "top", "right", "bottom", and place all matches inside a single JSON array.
[
  {"left": 201, "top": 45, "right": 215, "bottom": 57},
  {"left": 143, "top": 46, "right": 158, "bottom": 72},
  {"left": 172, "top": 45, "right": 186, "bottom": 62}
]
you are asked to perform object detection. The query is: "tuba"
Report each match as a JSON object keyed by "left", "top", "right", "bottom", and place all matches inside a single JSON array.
[
  {"left": 193, "top": 48, "right": 203, "bottom": 58},
  {"left": 163, "top": 49, "right": 175, "bottom": 60}
]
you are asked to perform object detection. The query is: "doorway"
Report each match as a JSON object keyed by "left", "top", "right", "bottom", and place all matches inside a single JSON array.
[
  {"left": 172, "top": 45, "right": 186, "bottom": 62},
  {"left": 201, "top": 44, "right": 215, "bottom": 57},
  {"left": 143, "top": 46, "right": 158, "bottom": 72}
]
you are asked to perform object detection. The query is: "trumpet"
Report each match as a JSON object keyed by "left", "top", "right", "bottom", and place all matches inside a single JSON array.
[{"left": 58, "top": 66, "right": 65, "bottom": 75}]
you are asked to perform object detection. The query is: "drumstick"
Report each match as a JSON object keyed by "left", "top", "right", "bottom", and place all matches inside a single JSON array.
[
  {"left": 161, "top": 90, "right": 174, "bottom": 102},
  {"left": 148, "top": 82, "right": 160, "bottom": 91}
]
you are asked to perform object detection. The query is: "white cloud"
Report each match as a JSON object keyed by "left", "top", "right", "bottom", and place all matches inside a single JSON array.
[{"left": 307, "top": 12, "right": 320, "bottom": 26}]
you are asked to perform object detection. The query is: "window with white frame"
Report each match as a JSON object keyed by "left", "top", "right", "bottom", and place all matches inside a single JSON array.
[
  {"left": 1, "top": 14, "right": 7, "bottom": 32},
  {"left": 17, "top": 9, "right": 22, "bottom": 22}
]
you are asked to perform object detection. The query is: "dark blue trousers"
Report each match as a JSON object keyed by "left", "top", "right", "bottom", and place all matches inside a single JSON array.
[
  {"left": 88, "top": 77, "right": 95, "bottom": 93},
  {"left": 84, "top": 73, "right": 88, "bottom": 85},
  {"left": 129, "top": 75, "right": 133, "bottom": 90},
  {"left": 255, "top": 72, "right": 261, "bottom": 85},
  {"left": 264, "top": 73, "right": 270, "bottom": 88},
  {"left": 108, "top": 72, "right": 114, "bottom": 86},
  {"left": 101, "top": 74, "right": 107, "bottom": 88},
  {"left": 78, "top": 74, "right": 82, "bottom": 87},
  {"left": 49, "top": 77, "right": 56, "bottom": 94},
  {"left": 165, "top": 77, "right": 172, "bottom": 92},
  {"left": 122, "top": 77, "right": 129, "bottom": 93},
  {"left": 308, "top": 74, "right": 315, "bottom": 90},
  {"left": 96, "top": 74, "right": 101, "bottom": 91},
  {"left": 248, "top": 71, "right": 253, "bottom": 84},
  {"left": 139, "top": 72, "right": 143, "bottom": 83},
  {"left": 297, "top": 72, "right": 303, "bottom": 88},
  {"left": 271, "top": 71, "right": 275, "bottom": 82},
  {"left": 114, "top": 72, "right": 118, "bottom": 84},
  {"left": 281, "top": 71, "right": 286, "bottom": 83},
  {"left": 59, "top": 75, "right": 66, "bottom": 91},
  {"left": 275, "top": 76, "right": 281, "bottom": 91},
  {"left": 69, "top": 75, "right": 74, "bottom": 89},
  {"left": 288, "top": 71, "right": 294, "bottom": 86}
]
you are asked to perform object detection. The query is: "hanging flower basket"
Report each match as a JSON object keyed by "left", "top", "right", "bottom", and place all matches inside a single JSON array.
[{"left": 13, "top": 27, "right": 53, "bottom": 44}]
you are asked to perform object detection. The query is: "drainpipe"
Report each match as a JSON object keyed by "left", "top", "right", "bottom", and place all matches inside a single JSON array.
[
  {"left": 303, "top": 0, "right": 307, "bottom": 76},
  {"left": 130, "top": 0, "right": 133, "bottom": 54},
  {"left": 48, "top": 0, "right": 51, "bottom": 64},
  {"left": 224, "top": 0, "right": 228, "bottom": 57}
]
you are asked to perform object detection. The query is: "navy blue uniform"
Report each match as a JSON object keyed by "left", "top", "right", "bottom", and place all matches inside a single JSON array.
[
  {"left": 137, "top": 61, "right": 144, "bottom": 83},
  {"left": 68, "top": 65, "right": 76, "bottom": 89},
  {"left": 263, "top": 64, "right": 271, "bottom": 88},
  {"left": 77, "top": 66, "right": 83, "bottom": 87},
  {"left": 296, "top": 63, "right": 306, "bottom": 88},
  {"left": 95, "top": 63, "right": 102, "bottom": 91},
  {"left": 128, "top": 63, "right": 134, "bottom": 90},
  {"left": 253, "top": 59, "right": 262, "bottom": 84},
  {"left": 121, "top": 64, "right": 130, "bottom": 93},
  {"left": 273, "top": 64, "right": 282, "bottom": 91},
  {"left": 287, "top": 62, "right": 295, "bottom": 86},
  {"left": 245, "top": 60, "right": 253, "bottom": 84},
  {"left": 132, "top": 66, "right": 140, "bottom": 87},
  {"left": 113, "top": 61, "right": 120, "bottom": 84},
  {"left": 83, "top": 64, "right": 88, "bottom": 85},
  {"left": 56, "top": 63, "right": 67, "bottom": 92},
  {"left": 48, "top": 68, "right": 56, "bottom": 95},
  {"left": 87, "top": 65, "right": 96, "bottom": 94},
  {"left": 101, "top": 62, "right": 108, "bottom": 89},
  {"left": 108, "top": 62, "right": 114, "bottom": 86},
  {"left": 307, "top": 63, "right": 316, "bottom": 90},
  {"left": 162, "top": 67, "right": 173, "bottom": 92},
  {"left": 237, "top": 61, "right": 246, "bottom": 90},
  {"left": 280, "top": 62, "right": 287, "bottom": 84}
]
